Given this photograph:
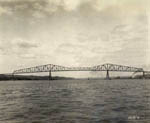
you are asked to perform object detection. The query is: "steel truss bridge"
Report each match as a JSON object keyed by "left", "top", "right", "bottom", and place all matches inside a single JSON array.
[{"left": 13, "top": 63, "right": 148, "bottom": 79}]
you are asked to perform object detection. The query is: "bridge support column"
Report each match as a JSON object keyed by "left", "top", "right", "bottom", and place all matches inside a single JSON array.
[
  {"left": 49, "top": 70, "right": 52, "bottom": 80},
  {"left": 12, "top": 73, "right": 15, "bottom": 80},
  {"left": 106, "top": 70, "right": 110, "bottom": 80},
  {"left": 143, "top": 71, "right": 145, "bottom": 79}
]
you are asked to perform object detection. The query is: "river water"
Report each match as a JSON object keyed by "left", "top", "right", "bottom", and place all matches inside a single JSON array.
[{"left": 0, "top": 79, "right": 150, "bottom": 123}]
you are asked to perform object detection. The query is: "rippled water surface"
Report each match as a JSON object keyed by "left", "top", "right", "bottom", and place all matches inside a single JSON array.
[{"left": 0, "top": 79, "right": 150, "bottom": 123}]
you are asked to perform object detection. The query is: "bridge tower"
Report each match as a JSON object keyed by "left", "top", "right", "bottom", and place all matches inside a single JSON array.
[{"left": 106, "top": 70, "right": 110, "bottom": 80}]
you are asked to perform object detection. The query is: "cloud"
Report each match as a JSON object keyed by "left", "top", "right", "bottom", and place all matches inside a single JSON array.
[
  {"left": 56, "top": 43, "right": 86, "bottom": 54},
  {"left": 0, "top": 0, "right": 148, "bottom": 18},
  {"left": 0, "top": 46, "right": 4, "bottom": 53},
  {"left": 0, "top": 39, "right": 39, "bottom": 57},
  {"left": 0, "top": 5, "right": 12, "bottom": 16},
  {"left": 17, "top": 42, "right": 38, "bottom": 48},
  {"left": 0, "top": 0, "right": 47, "bottom": 18}
]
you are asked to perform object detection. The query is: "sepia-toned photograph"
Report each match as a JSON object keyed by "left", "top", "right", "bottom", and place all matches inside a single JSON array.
[{"left": 0, "top": 0, "right": 150, "bottom": 123}]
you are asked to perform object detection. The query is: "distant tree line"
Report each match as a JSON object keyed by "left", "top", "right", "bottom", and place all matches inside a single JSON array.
[
  {"left": 0, "top": 74, "right": 74, "bottom": 81},
  {"left": 0, "top": 74, "right": 150, "bottom": 81}
]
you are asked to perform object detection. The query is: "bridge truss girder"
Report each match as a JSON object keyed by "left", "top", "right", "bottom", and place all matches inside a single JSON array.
[
  {"left": 13, "top": 64, "right": 93, "bottom": 74},
  {"left": 92, "top": 63, "right": 143, "bottom": 72},
  {"left": 13, "top": 63, "right": 144, "bottom": 79}
]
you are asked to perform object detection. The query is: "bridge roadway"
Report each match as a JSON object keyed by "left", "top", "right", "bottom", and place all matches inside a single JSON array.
[{"left": 13, "top": 63, "right": 147, "bottom": 79}]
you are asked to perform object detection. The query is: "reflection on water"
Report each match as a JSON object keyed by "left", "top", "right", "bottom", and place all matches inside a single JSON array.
[{"left": 0, "top": 79, "right": 150, "bottom": 123}]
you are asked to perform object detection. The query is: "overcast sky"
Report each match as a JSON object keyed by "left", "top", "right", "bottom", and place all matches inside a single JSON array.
[{"left": 0, "top": 0, "right": 150, "bottom": 77}]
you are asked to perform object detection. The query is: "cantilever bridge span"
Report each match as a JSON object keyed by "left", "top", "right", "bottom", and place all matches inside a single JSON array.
[{"left": 13, "top": 63, "right": 145, "bottom": 79}]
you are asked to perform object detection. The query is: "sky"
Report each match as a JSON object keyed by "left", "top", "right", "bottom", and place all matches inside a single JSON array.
[{"left": 0, "top": 0, "right": 150, "bottom": 77}]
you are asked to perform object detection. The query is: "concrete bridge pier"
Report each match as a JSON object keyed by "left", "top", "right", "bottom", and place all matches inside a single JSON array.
[
  {"left": 12, "top": 73, "right": 15, "bottom": 80},
  {"left": 106, "top": 70, "right": 110, "bottom": 80},
  {"left": 49, "top": 70, "right": 52, "bottom": 80},
  {"left": 143, "top": 71, "right": 145, "bottom": 79}
]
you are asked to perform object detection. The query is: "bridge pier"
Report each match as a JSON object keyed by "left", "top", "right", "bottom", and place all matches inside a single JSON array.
[
  {"left": 106, "top": 70, "right": 110, "bottom": 80},
  {"left": 143, "top": 71, "right": 145, "bottom": 79},
  {"left": 12, "top": 73, "right": 15, "bottom": 80},
  {"left": 49, "top": 70, "right": 52, "bottom": 80}
]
